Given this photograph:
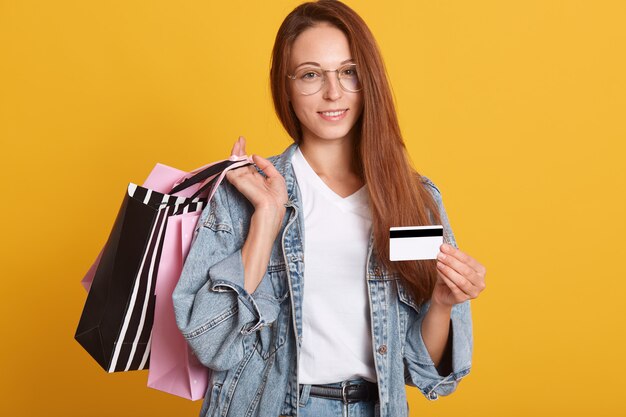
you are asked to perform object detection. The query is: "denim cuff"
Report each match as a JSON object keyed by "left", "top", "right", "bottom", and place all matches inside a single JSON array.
[
  {"left": 407, "top": 300, "right": 473, "bottom": 400},
  {"left": 209, "top": 249, "right": 282, "bottom": 335}
]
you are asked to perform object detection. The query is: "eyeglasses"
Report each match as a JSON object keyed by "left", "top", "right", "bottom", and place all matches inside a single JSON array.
[{"left": 287, "top": 63, "right": 362, "bottom": 96}]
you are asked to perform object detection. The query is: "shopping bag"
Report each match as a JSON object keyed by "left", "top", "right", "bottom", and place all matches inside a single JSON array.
[
  {"left": 147, "top": 211, "right": 208, "bottom": 400},
  {"left": 75, "top": 184, "right": 207, "bottom": 372},
  {"left": 75, "top": 155, "right": 253, "bottom": 373}
]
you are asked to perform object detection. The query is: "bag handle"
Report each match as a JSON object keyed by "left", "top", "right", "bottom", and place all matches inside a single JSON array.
[
  {"left": 169, "top": 154, "right": 254, "bottom": 199},
  {"left": 189, "top": 157, "right": 252, "bottom": 201}
]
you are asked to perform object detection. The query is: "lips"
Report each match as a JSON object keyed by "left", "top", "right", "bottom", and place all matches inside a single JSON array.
[{"left": 318, "top": 109, "right": 348, "bottom": 121}]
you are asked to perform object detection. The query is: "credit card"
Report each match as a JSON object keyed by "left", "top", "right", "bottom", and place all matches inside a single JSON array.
[{"left": 389, "top": 225, "right": 443, "bottom": 261}]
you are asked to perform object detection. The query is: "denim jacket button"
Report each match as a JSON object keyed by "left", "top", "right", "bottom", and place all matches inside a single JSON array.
[
  {"left": 377, "top": 344, "right": 387, "bottom": 355},
  {"left": 374, "top": 267, "right": 381, "bottom": 276}
]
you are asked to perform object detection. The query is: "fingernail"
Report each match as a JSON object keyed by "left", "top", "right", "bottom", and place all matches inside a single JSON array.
[{"left": 437, "top": 252, "right": 446, "bottom": 261}]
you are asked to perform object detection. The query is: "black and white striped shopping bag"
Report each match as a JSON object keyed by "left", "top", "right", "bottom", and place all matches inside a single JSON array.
[{"left": 75, "top": 183, "right": 206, "bottom": 372}]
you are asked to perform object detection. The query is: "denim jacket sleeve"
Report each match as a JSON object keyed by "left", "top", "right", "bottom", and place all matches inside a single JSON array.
[
  {"left": 402, "top": 177, "right": 473, "bottom": 400},
  {"left": 172, "top": 182, "right": 282, "bottom": 371}
]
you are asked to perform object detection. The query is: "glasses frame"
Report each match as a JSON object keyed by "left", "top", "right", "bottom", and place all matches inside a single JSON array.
[{"left": 286, "top": 63, "right": 362, "bottom": 96}]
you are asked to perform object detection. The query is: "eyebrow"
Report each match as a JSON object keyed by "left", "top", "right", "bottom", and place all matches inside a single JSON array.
[{"left": 294, "top": 58, "right": 355, "bottom": 69}]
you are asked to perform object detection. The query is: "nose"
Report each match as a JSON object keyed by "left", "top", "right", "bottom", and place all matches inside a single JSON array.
[{"left": 322, "top": 72, "right": 342, "bottom": 101}]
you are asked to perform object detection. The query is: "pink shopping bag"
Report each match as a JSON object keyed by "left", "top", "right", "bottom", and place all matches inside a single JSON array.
[{"left": 147, "top": 210, "right": 208, "bottom": 400}]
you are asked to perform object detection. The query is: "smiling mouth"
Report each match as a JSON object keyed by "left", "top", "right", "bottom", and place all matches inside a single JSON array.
[{"left": 318, "top": 109, "right": 348, "bottom": 117}]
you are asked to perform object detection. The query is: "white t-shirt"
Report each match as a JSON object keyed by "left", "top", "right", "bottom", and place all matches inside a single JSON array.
[{"left": 291, "top": 146, "right": 376, "bottom": 384}]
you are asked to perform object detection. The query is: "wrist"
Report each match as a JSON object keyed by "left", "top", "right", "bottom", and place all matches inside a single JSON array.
[
  {"left": 251, "top": 206, "right": 285, "bottom": 236},
  {"left": 254, "top": 202, "right": 286, "bottom": 215},
  {"left": 428, "top": 300, "right": 453, "bottom": 316}
]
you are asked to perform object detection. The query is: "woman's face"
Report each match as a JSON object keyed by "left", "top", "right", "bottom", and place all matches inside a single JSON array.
[{"left": 288, "top": 23, "right": 363, "bottom": 145}]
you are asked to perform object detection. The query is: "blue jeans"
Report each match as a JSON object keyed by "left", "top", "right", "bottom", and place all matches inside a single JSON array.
[{"left": 297, "top": 379, "right": 378, "bottom": 417}]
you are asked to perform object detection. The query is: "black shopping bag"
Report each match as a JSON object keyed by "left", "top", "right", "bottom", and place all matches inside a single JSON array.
[
  {"left": 75, "top": 184, "right": 207, "bottom": 372},
  {"left": 75, "top": 156, "right": 252, "bottom": 373}
]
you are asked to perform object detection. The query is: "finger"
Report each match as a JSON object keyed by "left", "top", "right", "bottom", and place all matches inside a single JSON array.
[
  {"left": 230, "top": 138, "right": 240, "bottom": 157},
  {"left": 252, "top": 154, "right": 282, "bottom": 179},
  {"left": 436, "top": 260, "right": 480, "bottom": 299},
  {"left": 228, "top": 163, "right": 260, "bottom": 180},
  {"left": 441, "top": 243, "right": 485, "bottom": 275},
  {"left": 437, "top": 270, "right": 469, "bottom": 302},
  {"left": 239, "top": 136, "right": 247, "bottom": 156},
  {"left": 437, "top": 250, "right": 481, "bottom": 287},
  {"left": 225, "top": 166, "right": 261, "bottom": 196},
  {"left": 225, "top": 168, "right": 242, "bottom": 182}
]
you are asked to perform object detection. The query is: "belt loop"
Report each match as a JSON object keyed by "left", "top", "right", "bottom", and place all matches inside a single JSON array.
[
  {"left": 341, "top": 380, "right": 350, "bottom": 417},
  {"left": 341, "top": 380, "right": 352, "bottom": 405},
  {"left": 298, "top": 384, "right": 311, "bottom": 407}
]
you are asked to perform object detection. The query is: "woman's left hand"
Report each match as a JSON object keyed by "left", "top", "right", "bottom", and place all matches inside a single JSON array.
[{"left": 432, "top": 243, "right": 486, "bottom": 308}]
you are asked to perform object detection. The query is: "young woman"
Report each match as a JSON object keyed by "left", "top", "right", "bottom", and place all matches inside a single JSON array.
[{"left": 173, "top": 1, "right": 486, "bottom": 417}]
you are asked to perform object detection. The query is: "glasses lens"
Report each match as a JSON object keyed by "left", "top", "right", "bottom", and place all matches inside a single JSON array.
[
  {"left": 338, "top": 65, "right": 361, "bottom": 92},
  {"left": 291, "top": 65, "right": 362, "bottom": 95},
  {"left": 294, "top": 67, "right": 324, "bottom": 95}
]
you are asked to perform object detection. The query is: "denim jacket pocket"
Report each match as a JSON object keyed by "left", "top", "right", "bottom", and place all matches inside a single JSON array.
[
  {"left": 396, "top": 281, "right": 421, "bottom": 314},
  {"left": 266, "top": 261, "right": 289, "bottom": 299}
]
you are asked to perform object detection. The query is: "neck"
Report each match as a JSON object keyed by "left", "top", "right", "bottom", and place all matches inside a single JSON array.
[{"left": 298, "top": 136, "right": 360, "bottom": 181}]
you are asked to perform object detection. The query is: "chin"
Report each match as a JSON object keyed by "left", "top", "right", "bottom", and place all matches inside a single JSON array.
[
  {"left": 317, "top": 133, "right": 353, "bottom": 141},
  {"left": 313, "top": 126, "right": 357, "bottom": 141}
]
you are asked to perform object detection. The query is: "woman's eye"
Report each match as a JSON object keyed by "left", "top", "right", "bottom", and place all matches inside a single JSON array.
[
  {"left": 300, "top": 70, "right": 321, "bottom": 80},
  {"left": 341, "top": 68, "right": 357, "bottom": 77}
]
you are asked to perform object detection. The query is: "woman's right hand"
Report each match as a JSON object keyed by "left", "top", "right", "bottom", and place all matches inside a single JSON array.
[
  {"left": 226, "top": 136, "right": 288, "bottom": 223},
  {"left": 227, "top": 137, "right": 288, "bottom": 293}
]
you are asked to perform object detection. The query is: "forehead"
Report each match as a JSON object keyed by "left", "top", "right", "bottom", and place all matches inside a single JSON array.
[{"left": 290, "top": 23, "right": 351, "bottom": 68}]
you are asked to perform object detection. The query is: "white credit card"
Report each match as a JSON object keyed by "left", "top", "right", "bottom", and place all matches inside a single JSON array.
[{"left": 389, "top": 225, "right": 444, "bottom": 261}]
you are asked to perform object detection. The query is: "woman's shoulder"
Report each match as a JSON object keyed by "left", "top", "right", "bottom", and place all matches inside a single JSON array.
[
  {"left": 417, "top": 174, "right": 457, "bottom": 245},
  {"left": 419, "top": 174, "right": 443, "bottom": 198},
  {"left": 265, "top": 142, "right": 298, "bottom": 178}
]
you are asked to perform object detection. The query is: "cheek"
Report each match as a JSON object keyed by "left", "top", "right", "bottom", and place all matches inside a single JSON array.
[{"left": 290, "top": 97, "right": 314, "bottom": 120}]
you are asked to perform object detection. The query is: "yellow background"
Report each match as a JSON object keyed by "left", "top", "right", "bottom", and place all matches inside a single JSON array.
[{"left": 1, "top": 0, "right": 625, "bottom": 416}]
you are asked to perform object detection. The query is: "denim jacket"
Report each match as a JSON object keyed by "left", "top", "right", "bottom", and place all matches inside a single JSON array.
[{"left": 172, "top": 143, "right": 473, "bottom": 417}]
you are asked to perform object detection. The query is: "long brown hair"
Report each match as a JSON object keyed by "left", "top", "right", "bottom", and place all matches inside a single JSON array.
[{"left": 270, "top": 0, "right": 442, "bottom": 305}]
